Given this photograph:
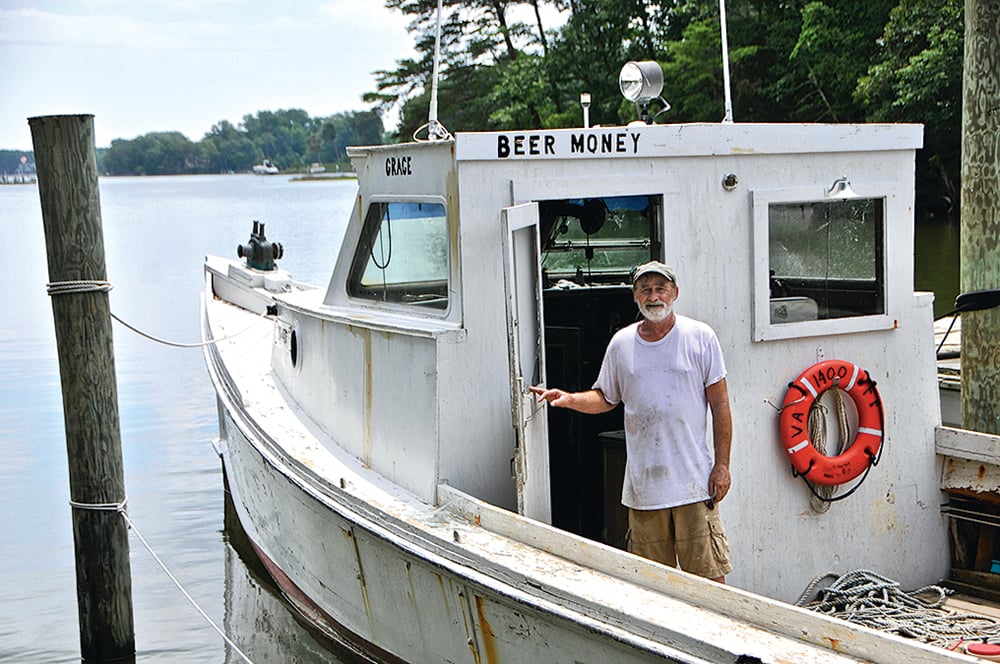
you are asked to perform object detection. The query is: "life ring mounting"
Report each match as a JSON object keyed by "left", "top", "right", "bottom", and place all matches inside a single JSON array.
[{"left": 779, "top": 359, "right": 884, "bottom": 487}]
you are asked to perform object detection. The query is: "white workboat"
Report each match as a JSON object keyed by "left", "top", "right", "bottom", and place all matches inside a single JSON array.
[{"left": 202, "top": 69, "right": 1000, "bottom": 662}]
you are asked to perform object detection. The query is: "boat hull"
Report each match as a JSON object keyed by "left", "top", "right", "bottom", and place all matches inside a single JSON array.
[{"left": 214, "top": 399, "right": 711, "bottom": 664}]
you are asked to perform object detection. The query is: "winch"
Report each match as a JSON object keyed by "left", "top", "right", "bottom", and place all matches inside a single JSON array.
[{"left": 237, "top": 221, "right": 283, "bottom": 271}]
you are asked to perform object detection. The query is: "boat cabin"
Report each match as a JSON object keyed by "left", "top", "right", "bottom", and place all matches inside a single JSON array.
[{"left": 269, "top": 122, "right": 948, "bottom": 603}]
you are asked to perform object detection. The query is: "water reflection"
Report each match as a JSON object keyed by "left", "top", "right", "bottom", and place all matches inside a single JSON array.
[{"left": 222, "top": 492, "right": 364, "bottom": 664}]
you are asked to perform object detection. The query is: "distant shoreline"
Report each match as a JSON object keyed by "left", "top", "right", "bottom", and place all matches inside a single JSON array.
[
  {"left": 289, "top": 172, "right": 357, "bottom": 182},
  {"left": 87, "top": 171, "right": 358, "bottom": 180}
]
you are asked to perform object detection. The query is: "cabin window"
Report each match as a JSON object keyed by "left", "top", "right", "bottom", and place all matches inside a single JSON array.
[
  {"left": 770, "top": 198, "right": 885, "bottom": 319},
  {"left": 348, "top": 200, "right": 449, "bottom": 310},
  {"left": 753, "top": 189, "right": 892, "bottom": 341},
  {"left": 537, "top": 195, "right": 659, "bottom": 286}
]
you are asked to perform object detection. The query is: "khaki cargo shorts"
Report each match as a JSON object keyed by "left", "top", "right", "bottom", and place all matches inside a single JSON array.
[{"left": 626, "top": 501, "right": 733, "bottom": 579}]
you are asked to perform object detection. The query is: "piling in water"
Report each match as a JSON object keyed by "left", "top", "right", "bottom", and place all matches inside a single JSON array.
[
  {"left": 29, "top": 114, "right": 135, "bottom": 661},
  {"left": 959, "top": 0, "right": 1000, "bottom": 434}
]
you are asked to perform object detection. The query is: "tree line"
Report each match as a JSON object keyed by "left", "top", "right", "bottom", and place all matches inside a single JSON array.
[
  {"left": 100, "top": 109, "right": 384, "bottom": 176},
  {"left": 371, "top": 0, "right": 961, "bottom": 214}
]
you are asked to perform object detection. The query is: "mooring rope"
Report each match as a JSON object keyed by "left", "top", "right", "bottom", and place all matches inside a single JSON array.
[
  {"left": 109, "top": 311, "right": 270, "bottom": 348},
  {"left": 69, "top": 497, "right": 128, "bottom": 512},
  {"left": 45, "top": 280, "right": 271, "bottom": 348},
  {"left": 66, "top": 498, "right": 255, "bottom": 662},
  {"left": 46, "top": 280, "right": 113, "bottom": 295},
  {"left": 797, "top": 569, "right": 1000, "bottom": 649}
]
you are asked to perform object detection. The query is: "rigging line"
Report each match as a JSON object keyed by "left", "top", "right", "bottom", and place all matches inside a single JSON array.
[
  {"left": 111, "top": 310, "right": 271, "bottom": 349},
  {"left": 120, "top": 509, "right": 256, "bottom": 664},
  {"left": 47, "top": 279, "right": 272, "bottom": 348}
]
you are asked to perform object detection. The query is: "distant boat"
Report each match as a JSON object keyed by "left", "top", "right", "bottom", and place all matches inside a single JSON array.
[
  {"left": 252, "top": 160, "right": 279, "bottom": 175},
  {"left": 307, "top": 162, "right": 326, "bottom": 175}
]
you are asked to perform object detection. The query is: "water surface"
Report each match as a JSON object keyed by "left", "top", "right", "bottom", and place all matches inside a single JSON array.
[{"left": 1, "top": 174, "right": 352, "bottom": 663}]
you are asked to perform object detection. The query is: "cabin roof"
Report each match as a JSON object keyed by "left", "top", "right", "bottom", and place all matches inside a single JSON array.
[
  {"left": 346, "top": 123, "right": 923, "bottom": 164},
  {"left": 453, "top": 122, "right": 924, "bottom": 162}
]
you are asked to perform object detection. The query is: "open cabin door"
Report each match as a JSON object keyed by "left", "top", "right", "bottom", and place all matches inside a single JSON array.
[{"left": 501, "top": 202, "right": 552, "bottom": 523}]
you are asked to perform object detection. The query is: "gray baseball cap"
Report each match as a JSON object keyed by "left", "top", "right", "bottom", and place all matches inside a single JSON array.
[{"left": 630, "top": 261, "right": 677, "bottom": 285}]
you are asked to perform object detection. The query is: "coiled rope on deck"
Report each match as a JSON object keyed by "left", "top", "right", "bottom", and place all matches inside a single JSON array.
[
  {"left": 70, "top": 498, "right": 256, "bottom": 664},
  {"left": 46, "top": 280, "right": 271, "bottom": 348},
  {"left": 797, "top": 569, "right": 1000, "bottom": 649}
]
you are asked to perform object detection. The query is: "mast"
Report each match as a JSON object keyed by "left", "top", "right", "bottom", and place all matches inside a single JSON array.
[
  {"left": 426, "top": 0, "right": 449, "bottom": 141},
  {"left": 719, "top": 0, "right": 734, "bottom": 123}
]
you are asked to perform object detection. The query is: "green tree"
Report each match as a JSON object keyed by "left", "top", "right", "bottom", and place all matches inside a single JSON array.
[
  {"left": 372, "top": 0, "right": 565, "bottom": 136},
  {"left": 202, "top": 120, "right": 257, "bottom": 172},
  {"left": 788, "top": 1, "right": 895, "bottom": 122},
  {"left": 240, "top": 108, "right": 313, "bottom": 168},
  {"left": 311, "top": 111, "right": 384, "bottom": 162},
  {"left": 102, "top": 132, "right": 199, "bottom": 176},
  {"left": 658, "top": 17, "right": 726, "bottom": 122},
  {"left": 541, "top": 0, "right": 637, "bottom": 126},
  {"left": 856, "top": 0, "right": 963, "bottom": 212}
]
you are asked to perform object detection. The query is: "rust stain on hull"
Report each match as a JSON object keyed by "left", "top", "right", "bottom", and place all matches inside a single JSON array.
[{"left": 474, "top": 595, "right": 498, "bottom": 664}]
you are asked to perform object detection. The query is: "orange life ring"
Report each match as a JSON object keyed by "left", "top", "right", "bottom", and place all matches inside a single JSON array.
[{"left": 779, "top": 360, "right": 883, "bottom": 486}]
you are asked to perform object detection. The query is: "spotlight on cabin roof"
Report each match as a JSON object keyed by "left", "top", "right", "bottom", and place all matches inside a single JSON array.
[{"left": 619, "top": 61, "right": 663, "bottom": 103}]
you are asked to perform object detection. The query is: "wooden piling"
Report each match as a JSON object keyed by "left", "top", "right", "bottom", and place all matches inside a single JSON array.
[
  {"left": 959, "top": 0, "right": 1000, "bottom": 434},
  {"left": 29, "top": 115, "right": 135, "bottom": 661}
]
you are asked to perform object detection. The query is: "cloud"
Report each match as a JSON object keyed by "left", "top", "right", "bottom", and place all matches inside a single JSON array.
[
  {"left": 316, "top": 1, "right": 410, "bottom": 28},
  {"left": 0, "top": 7, "right": 208, "bottom": 50},
  {"left": 0, "top": 2, "right": 418, "bottom": 148}
]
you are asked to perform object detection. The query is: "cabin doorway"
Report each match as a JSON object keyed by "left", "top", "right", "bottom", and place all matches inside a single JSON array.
[
  {"left": 528, "top": 194, "right": 662, "bottom": 546},
  {"left": 500, "top": 202, "right": 553, "bottom": 523}
]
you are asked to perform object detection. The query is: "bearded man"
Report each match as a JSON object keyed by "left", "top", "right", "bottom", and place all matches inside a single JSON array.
[{"left": 530, "top": 261, "right": 733, "bottom": 582}]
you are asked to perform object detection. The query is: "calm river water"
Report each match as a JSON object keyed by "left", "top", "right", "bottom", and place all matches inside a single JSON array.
[
  {"left": 2, "top": 174, "right": 356, "bottom": 663},
  {"left": 0, "top": 173, "right": 959, "bottom": 662}
]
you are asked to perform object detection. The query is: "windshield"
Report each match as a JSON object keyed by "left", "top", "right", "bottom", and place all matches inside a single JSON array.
[{"left": 348, "top": 201, "right": 449, "bottom": 310}]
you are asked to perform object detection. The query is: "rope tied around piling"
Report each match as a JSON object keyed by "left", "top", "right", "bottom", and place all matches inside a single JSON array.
[
  {"left": 67, "top": 497, "right": 256, "bottom": 663},
  {"left": 45, "top": 279, "right": 273, "bottom": 348},
  {"left": 797, "top": 569, "right": 1000, "bottom": 649},
  {"left": 46, "top": 280, "right": 113, "bottom": 295},
  {"left": 69, "top": 497, "right": 128, "bottom": 512}
]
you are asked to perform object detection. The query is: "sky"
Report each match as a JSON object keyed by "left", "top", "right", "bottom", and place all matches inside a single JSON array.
[{"left": 0, "top": 1, "right": 421, "bottom": 150}]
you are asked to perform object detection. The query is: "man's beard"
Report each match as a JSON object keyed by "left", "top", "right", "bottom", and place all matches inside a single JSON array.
[{"left": 639, "top": 301, "right": 672, "bottom": 322}]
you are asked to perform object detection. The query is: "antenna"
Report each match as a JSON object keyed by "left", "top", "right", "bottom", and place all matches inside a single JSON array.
[
  {"left": 719, "top": 0, "right": 734, "bottom": 123},
  {"left": 420, "top": 0, "right": 452, "bottom": 141}
]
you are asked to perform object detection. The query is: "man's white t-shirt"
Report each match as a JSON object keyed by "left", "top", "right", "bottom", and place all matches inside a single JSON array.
[{"left": 593, "top": 314, "right": 727, "bottom": 510}]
